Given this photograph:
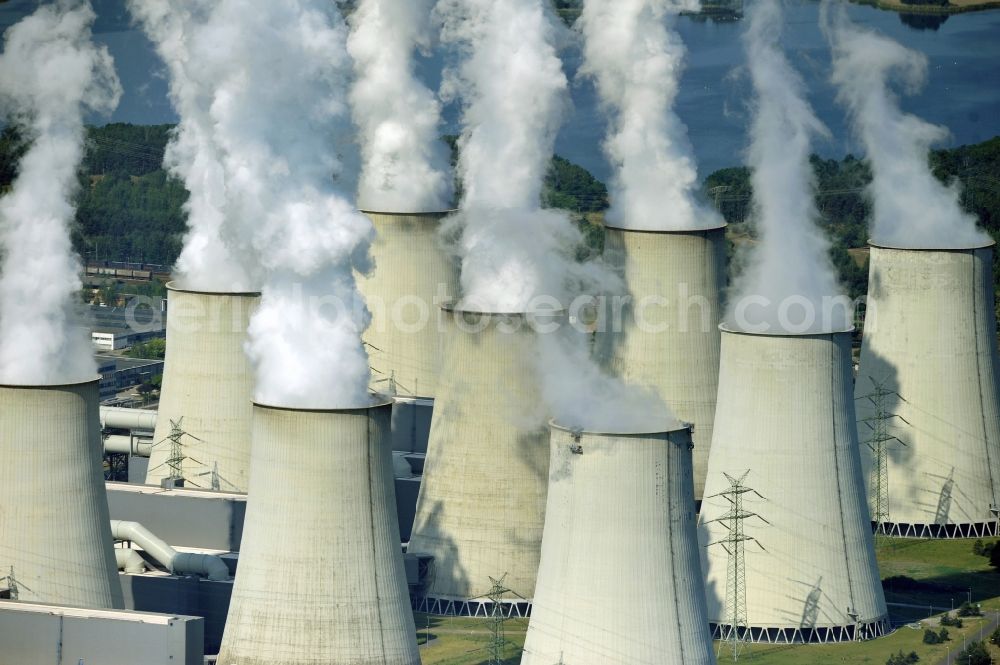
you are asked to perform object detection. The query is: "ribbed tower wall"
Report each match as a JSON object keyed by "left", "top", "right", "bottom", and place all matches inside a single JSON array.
[
  {"left": 522, "top": 423, "right": 715, "bottom": 665},
  {"left": 146, "top": 285, "right": 259, "bottom": 491},
  {"left": 0, "top": 380, "right": 123, "bottom": 608},
  {"left": 408, "top": 307, "right": 551, "bottom": 613},
  {"left": 700, "top": 328, "right": 888, "bottom": 644},
  {"left": 217, "top": 400, "right": 419, "bottom": 665},
  {"left": 357, "top": 211, "right": 459, "bottom": 400},
  {"left": 857, "top": 244, "right": 1000, "bottom": 538},
  {"left": 593, "top": 224, "right": 726, "bottom": 501}
]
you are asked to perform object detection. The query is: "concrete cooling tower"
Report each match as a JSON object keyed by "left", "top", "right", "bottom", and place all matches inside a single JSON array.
[
  {"left": 593, "top": 223, "right": 726, "bottom": 502},
  {"left": 857, "top": 243, "right": 1000, "bottom": 538},
  {"left": 0, "top": 380, "right": 123, "bottom": 608},
  {"left": 145, "top": 284, "right": 259, "bottom": 492},
  {"left": 357, "top": 210, "right": 459, "bottom": 400},
  {"left": 409, "top": 305, "right": 553, "bottom": 616},
  {"left": 217, "top": 399, "right": 418, "bottom": 665},
  {"left": 700, "top": 327, "right": 889, "bottom": 644},
  {"left": 521, "top": 423, "right": 715, "bottom": 665}
]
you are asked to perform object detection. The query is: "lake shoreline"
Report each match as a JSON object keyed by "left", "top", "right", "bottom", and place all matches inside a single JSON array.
[{"left": 850, "top": 0, "right": 1000, "bottom": 15}]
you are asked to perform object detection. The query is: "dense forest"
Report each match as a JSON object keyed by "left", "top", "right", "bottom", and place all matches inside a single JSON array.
[{"left": 0, "top": 123, "right": 998, "bottom": 305}]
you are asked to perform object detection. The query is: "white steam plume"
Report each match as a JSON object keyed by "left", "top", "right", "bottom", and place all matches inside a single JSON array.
[
  {"left": 348, "top": 0, "right": 453, "bottom": 213},
  {"left": 137, "top": 0, "right": 373, "bottom": 408},
  {"left": 725, "top": 0, "right": 848, "bottom": 335},
  {"left": 0, "top": 0, "right": 121, "bottom": 384},
  {"left": 437, "top": 0, "right": 610, "bottom": 312},
  {"left": 578, "top": 0, "right": 721, "bottom": 231},
  {"left": 823, "top": 5, "right": 988, "bottom": 250}
]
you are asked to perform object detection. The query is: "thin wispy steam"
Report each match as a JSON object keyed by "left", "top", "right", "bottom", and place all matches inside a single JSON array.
[
  {"left": 578, "top": 0, "right": 721, "bottom": 230},
  {"left": 0, "top": 0, "right": 121, "bottom": 384},
  {"left": 137, "top": 0, "right": 373, "bottom": 408},
  {"left": 348, "top": 0, "right": 452, "bottom": 212},
  {"left": 437, "top": 0, "right": 610, "bottom": 312},
  {"left": 129, "top": 0, "right": 256, "bottom": 291},
  {"left": 725, "top": 0, "right": 848, "bottom": 334},
  {"left": 823, "top": 5, "right": 988, "bottom": 250}
]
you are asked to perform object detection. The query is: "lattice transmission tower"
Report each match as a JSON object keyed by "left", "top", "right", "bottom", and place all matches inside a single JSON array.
[
  {"left": 705, "top": 470, "right": 768, "bottom": 662},
  {"left": 486, "top": 573, "right": 514, "bottom": 665},
  {"left": 856, "top": 377, "right": 909, "bottom": 536}
]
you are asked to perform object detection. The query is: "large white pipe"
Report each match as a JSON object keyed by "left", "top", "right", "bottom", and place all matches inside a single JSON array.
[
  {"left": 357, "top": 210, "right": 459, "bottom": 399},
  {"left": 522, "top": 422, "right": 714, "bottom": 665},
  {"left": 857, "top": 242, "right": 1000, "bottom": 537},
  {"left": 0, "top": 379, "right": 123, "bottom": 608},
  {"left": 99, "top": 406, "right": 157, "bottom": 433},
  {"left": 104, "top": 434, "right": 153, "bottom": 457},
  {"left": 114, "top": 548, "right": 147, "bottom": 574},
  {"left": 109, "top": 520, "right": 228, "bottom": 581}
]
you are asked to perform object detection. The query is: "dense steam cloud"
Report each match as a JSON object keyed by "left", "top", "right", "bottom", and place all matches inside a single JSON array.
[
  {"left": 725, "top": 0, "right": 849, "bottom": 335},
  {"left": 823, "top": 6, "right": 989, "bottom": 250},
  {"left": 348, "top": 0, "right": 453, "bottom": 213},
  {"left": 437, "top": 0, "right": 610, "bottom": 312},
  {"left": 137, "top": 0, "right": 374, "bottom": 408},
  {"left": 0, "top": 0, "right": 121, "bottom": 384},
  {"left": 129, "top": 0, "right": 256, "bottom": 291},
  {"left": 578, "top": 0, "right": 721, "bottom": 231}
]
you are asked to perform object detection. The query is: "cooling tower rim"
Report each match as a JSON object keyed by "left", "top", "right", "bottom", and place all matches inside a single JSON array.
[
  {"left": 359, "top": 208, "right": 458, "bottom": 217},
  {"left": 440, "top": 300, "right": 567, "bottom": 317},
  {"left": 252, "top": 394, "right": 393, "bottom": 414},
  {"left": 549, "top": 418, "right": 689, "bottom": 437},
  {"left": 719, "top": 322, "right": 855, "bottom": 337},
  {"left": 166, "top": 281, "right": 261, "bottom": 297},
  {"left": 602, "top": 220, "right": 727, "bottom": 234},
  {"left": 867, "top": 239, "right": 995, "bottom": 251},
  {"left": 0, "top": 376, "right": 100, "bottom": 390}
]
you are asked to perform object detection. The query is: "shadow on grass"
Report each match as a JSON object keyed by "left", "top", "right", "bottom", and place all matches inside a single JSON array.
[{"left": 883, "top": 568, "right": 1000, "bottom": 610}]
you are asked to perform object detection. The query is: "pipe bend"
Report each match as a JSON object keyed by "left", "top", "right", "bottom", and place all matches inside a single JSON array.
[{"left": 110, "top": 520, "right": 229, "bottom": 581}]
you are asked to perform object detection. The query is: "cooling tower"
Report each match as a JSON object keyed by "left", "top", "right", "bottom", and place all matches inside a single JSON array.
[
  {"left": 145, "top": 284, "right": 259, "bottom": 491},
  {"left": 0, "top": 380, "right": 123, "bottom": 608},
  {"left": 857, "top": 242, "right": 1000, "bottom": 538},
  {"left": 409, "top": 305, "right": 553, "bottom": 616},
  {"left": 593, "top": 223, "right": 726, "bottom": 502},
  {"left": 357, "top": 210, "right": 459, "bottom": 399},
  {"left": 700, "top": 327, "right": 888, "bottom": 643},
  {"left": 521, "top": 423, "right": 715, "bottom": 665},
  {"left": 217, "top": 399, "right": 418, "bottom": 665}
]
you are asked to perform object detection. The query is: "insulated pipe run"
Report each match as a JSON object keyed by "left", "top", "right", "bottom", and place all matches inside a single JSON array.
[
  {"left": 114, "top": 548, "right": 147, "bottom": 574},
  {"left": 110, "top": 520, "right": 229, "bottom": 581},
  {"left": 100, "top": 406, "right": 157, "bottom": 433},
  {"left": 104, "top": 434, "right": 153, "bottom": 457}
]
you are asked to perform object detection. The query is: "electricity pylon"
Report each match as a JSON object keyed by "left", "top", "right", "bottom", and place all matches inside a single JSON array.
[
  {"left": 704, "top": 470, "right": 769, "bottom": 662},
  {"left": 856, "top": 377, "right": 909, "bottom": 537}
]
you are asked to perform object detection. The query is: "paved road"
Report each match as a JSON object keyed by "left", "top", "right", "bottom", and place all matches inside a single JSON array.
[{"left": 935, "top": 610, "right": 1000, "bottom": 665}]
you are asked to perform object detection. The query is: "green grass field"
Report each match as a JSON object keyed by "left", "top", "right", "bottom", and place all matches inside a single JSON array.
[{"left": 415, "top": 537, "right": 1000, "bottom": 665}]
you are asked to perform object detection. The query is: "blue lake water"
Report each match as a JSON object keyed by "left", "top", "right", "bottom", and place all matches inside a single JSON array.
[{"left": 1, "top": 0, "right": 998, "bottom": 182}]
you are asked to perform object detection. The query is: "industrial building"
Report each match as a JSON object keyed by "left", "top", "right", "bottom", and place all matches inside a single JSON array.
[
  {"left": 96, "top": 354, "right": 164, "bottom": 403},
  {"left": 89, "top": 299, "right": 166, "bottom": 351},
  {"left": 593, "top": 223, "right": 726, "bottom": 502},
  {"left": 0, "top": 380, "right": 123, "bottom": 609},
  {"left": 700, "top": 326, "right": 889, "bottom": 644},
  {"left": 408, "top": 305, "right": 553, "bottom": 616},
  {"left": 856, "top": 242, "right": 1000, "bottom": 538},
  {"left": 144, "top": 284, "right": 260, "bottom": 492},
  {"left": 217, "top": 399, "right": 420, "bottom": 665},
  {"left": 522, "top": 422, "right": 715, "bottom": 665}
]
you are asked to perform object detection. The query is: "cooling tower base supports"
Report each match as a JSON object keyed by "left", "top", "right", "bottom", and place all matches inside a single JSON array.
[
  {"left": 874, "top": 520, "right": 999, "bottom": 539},
  {"left": 412, "top": 595, "right": 532, "bottom": 619},
  {"left": 710, "top": 618, "right": 891, "bottom": 644}
]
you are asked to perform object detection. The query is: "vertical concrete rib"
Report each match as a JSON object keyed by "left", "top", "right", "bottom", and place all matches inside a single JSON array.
[
  {"left": 357, "top": 211, "right": 459, "bottom": 399},
  {"left": 522, "top": 423, "right": 714, "bottom": 665},
  {"left": 700, "top": 328, "right": 887, "bottom": 642},
  {"left": 593, "top": 223, "right": 726, "bottom": 501},
  {"left": 857, "top": 243, "right": 1000, "bottom": 536},
  {"left": 217, "top": 400, "right": 418, "bottom": 665},
  {"left": 145, "top": 284, "right": 259, "bottom": 491},
  {"left": 408, "top": 306, "right": 552, "bottom": 606},
  {"left": 0, "top": 380, "right": 122, "bottom": 608}
]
